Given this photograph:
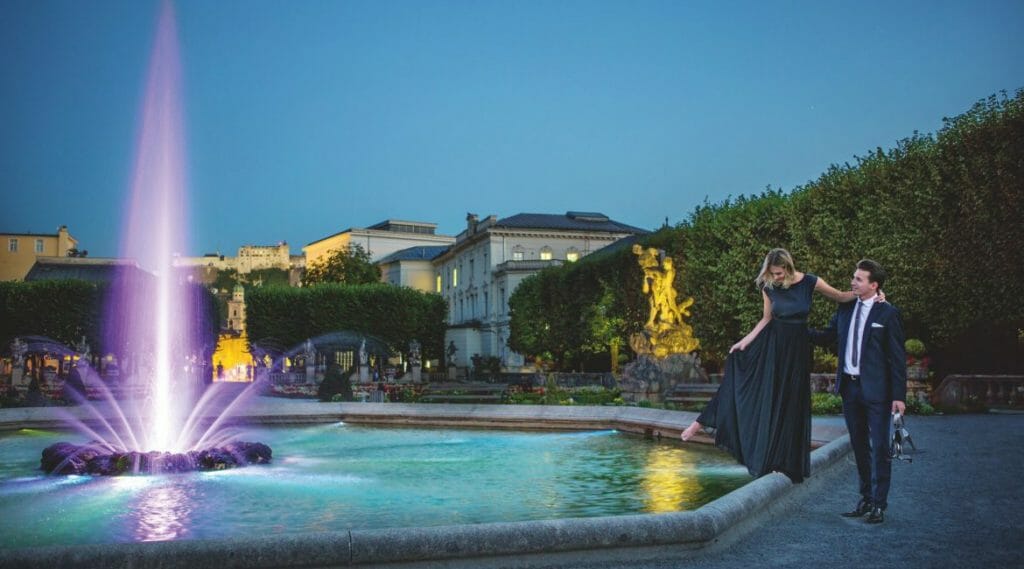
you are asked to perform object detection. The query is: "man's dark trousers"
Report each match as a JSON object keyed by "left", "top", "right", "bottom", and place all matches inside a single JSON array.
[{"left": 841, "top": 375, "right": 892, "bottom": 508}]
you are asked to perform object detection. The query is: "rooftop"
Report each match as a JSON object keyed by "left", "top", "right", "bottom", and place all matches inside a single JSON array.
[
  {"left": 491, "top": 212, "right": 649, "bottom": 234},
  {"left": 376, "top": 245, "right": 451, "bottom": 264},
  {"left": 24, "top": 257, "right": 149, "bottom": 283}
]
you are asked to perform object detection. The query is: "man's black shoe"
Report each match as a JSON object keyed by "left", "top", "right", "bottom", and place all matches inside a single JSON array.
[
  {"left": 841, "top": 499, "right": 873, "bottom": 518},
  {"left": 865, "top": 506, "right": 885, "bottom": 524}
]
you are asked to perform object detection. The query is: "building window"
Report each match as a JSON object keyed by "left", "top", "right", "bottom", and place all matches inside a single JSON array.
[
  {"left": 452, "top": 268, "right": 458, "bottom": 287},
  {"left": 7, "top": 238, "right": 17, "bottom": 253},
  {"left": 512, "top": 251, "right": 524, "bottom": 261},
  {"left": 539, "top": 247, "right": 553, "bottom": 261},
  {"left": 566, "top": 251, "right": 580, "bottom": 262},
  {"left": 336, "top": 350, "right": 354, "bottom": 370},
  {"left": 436, "top": 274, "right": 442, "bottom": 293},
  {"left": 483, "top": 291, "right": 489, "bottom": 318},
  {"left": 35, "top": 239, "right": 44, "bottom": 253}
]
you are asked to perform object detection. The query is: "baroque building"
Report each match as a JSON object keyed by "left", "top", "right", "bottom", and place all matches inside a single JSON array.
[{"left": 434, "top": 212, "right": 647, "bottom": 370}]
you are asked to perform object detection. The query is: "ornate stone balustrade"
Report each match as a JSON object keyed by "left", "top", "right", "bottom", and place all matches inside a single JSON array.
[
  {"left": 934, "top": 374, "right": 1023, "bottom": 409},
  {"left": 269, "top": 371, "right": 308, "bottom": 384}
]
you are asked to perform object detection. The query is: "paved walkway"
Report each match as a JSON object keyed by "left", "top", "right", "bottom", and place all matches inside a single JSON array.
[{"left": 522, "top": 414, "right": 1024, "bottom": 569}]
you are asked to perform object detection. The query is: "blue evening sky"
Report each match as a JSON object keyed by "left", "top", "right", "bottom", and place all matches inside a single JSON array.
[{"left": 1, "top": 1, "right": 1022, "bottom": 257}]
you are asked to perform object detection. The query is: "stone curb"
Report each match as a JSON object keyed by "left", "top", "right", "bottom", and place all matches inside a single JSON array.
[{"left": 0, "top": 404, "right": 851, "bottom": 568}]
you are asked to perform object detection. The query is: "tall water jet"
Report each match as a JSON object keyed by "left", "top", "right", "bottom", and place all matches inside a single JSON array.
[
  {"left": 117, "top": 0, "right": 190, "bottom": 452},
  {"left": 36, "top": 1, "right": 273, "bottom": 476}
]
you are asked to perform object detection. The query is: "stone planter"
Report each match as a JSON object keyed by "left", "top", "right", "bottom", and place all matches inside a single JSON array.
[
  {"left": 907, "top": 380, "right": 933, "bottom": 403},
  {"left": 907, "top": 364, "right": 929, "bottom": 381}
]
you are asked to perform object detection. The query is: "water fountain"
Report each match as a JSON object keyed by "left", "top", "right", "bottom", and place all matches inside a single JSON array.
[
  {"left": 40, "top": 1, "right": 271, "bottom": 475},
  {"left": 0, "top": 2, "right": 778, "bottom": 562}
]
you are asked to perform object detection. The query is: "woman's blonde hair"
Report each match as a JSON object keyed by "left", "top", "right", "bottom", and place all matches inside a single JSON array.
[{"left": 755, "top": 248, "right": 798, "bottom": 289}]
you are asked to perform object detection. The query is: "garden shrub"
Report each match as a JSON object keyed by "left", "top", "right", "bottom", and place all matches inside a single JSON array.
[{"left": 811, "top": 392, "right": 843, "bottom": 415}]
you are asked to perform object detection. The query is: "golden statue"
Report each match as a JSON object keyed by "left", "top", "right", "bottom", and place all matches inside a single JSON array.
[{"left": 630, "top": 245, "right": 699, "bottom": 357}]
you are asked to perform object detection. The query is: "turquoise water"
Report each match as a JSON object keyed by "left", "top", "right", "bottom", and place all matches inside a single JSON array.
[{"left": 0, "top": 424, "right": 751, "bottom": 548}]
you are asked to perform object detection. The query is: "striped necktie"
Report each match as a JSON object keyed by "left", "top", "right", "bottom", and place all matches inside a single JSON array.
[{"left": 852, "top": 301, "right": 863, "bottom": 367}]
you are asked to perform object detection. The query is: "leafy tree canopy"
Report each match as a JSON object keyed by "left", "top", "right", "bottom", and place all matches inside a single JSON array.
[{"left": 303, "top": 244, "right": 380, "bottom": 286}]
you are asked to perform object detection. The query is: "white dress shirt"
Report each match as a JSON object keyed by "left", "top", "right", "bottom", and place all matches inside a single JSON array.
[{"left": 844, "top": 296, "right": 876, "bottom": 375}]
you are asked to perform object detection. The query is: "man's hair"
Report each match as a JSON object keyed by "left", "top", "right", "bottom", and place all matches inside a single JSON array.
[{"left": 857, "top": 259, "right": 887, "bottom": 289}]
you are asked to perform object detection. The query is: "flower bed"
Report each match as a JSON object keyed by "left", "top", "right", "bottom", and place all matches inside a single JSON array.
[{"left": 269, "top": 383, "right": 318, "bottom": 398}]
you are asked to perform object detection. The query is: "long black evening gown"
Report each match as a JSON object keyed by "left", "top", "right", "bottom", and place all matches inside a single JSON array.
[{"left": 698, "top": 274, "right": 817, "bottom": 482}]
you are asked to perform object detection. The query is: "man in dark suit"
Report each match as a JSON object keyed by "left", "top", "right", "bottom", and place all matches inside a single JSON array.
[{"left": 812, "top": 259, "right": 906, "bottom": 524}]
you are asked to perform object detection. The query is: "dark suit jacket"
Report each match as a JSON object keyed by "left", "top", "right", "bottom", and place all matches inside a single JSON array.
[{"left": 811, "top": 300, "right": 907, "bottom": 403}]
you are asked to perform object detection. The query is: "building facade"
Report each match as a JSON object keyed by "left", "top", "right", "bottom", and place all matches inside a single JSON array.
[
  {"left": 303, "top": 220, "right": 455, "bottom": 273},
  {"left": 0, "top": 225, "right": 78, "bottom": 281},
  {"left": 376, "top": 246, "right": 450, "bottom": 292},
  {"left": 434, "top": 212, "right": 647, "bottom": 370}
]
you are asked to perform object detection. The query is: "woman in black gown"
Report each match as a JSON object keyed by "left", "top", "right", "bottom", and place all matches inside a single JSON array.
[{"left": 680, "top": 248, "right": 870, "bottom": 483}]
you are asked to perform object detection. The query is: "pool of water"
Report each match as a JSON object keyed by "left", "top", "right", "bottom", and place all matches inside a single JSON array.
[{"left": 0, "top": 424, "right": 751, "bottom": 549}]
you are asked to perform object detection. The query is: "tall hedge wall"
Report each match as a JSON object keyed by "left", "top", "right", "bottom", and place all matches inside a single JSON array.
[
  {"left": 0, "top": 279, "right": 219, "bottom": 361},
  {"left": 245, "top": 283, "right": 447, "bottom": 361},
  {"left": 509, "top": 90, "right": 1024, "bottom": 375}
]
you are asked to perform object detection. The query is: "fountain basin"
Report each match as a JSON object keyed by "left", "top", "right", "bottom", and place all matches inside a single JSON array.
[{"left": 0, "top": 402, "right": 851, "bottom": 568}]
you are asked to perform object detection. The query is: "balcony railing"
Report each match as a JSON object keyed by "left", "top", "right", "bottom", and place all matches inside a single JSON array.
[{"left": 494, "top": 259, "right": 564, "bottom": 272}]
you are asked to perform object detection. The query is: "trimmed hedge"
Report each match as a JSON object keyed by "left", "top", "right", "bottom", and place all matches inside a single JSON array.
[
  {"left": 509, "top": 90, "right": 1024, "bottom": 376},
  {"left": 245, "top": 283, "right": 447, "bottom": 362},
  {"left": 0, "top": 279, "right": 219, "bottom": 361}
]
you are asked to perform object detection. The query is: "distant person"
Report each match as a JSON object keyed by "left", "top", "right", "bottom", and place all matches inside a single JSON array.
[
  {"left": 811, "top": 259, "right": 906, "bottom": 523},
  {"left": 681, "top": 248, "right": 882, "bottom": 483}
]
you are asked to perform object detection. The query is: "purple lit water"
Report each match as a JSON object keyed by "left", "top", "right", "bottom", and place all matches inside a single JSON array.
[{"left": 74, "top": 1, "right": 217, "bottom": 455}]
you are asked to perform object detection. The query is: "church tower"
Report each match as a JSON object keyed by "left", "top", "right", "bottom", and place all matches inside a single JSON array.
[{"left": 227, "top": 284, "right": 246, "bottom": 333}]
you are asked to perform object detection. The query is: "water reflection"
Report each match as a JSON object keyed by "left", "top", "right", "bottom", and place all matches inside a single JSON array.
[
  {"left": 641, "top": 446, "right": 703, "bottom": 513},
  {"left": 132, "top": 483, "right": 192, "bottom": 541}
]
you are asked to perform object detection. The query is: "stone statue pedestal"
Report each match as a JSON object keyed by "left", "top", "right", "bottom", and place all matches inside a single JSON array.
[
  {"left": 410, "top": 365, "right": 422, "bottom": 384},
  {"left": 619, "top": 353, "right": 708, "bottom": 404},
  {"left": 305, "top": 363, "right": 316, "bottom": 384},
  {"left": 359, "top": 364, "right": 370, "bottom": 383},
  {"left": 11, "top": 368, "right": 27, "bottom": 392},
  {"left": 447, "top": 367, "right": 457, "bottom": 381}
]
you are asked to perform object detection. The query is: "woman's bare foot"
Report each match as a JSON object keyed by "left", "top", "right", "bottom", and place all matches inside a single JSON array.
[{"left": 680, "top": 421, "right": 702, "bottom": 441}]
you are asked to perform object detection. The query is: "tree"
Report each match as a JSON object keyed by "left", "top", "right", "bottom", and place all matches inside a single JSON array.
[{"left": 303, "top": 244, "right": 380, "bottom": 286}]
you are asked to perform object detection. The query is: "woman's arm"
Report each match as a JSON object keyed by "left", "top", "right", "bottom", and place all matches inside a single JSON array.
[
  {"left": 731, "top": 291, "right": 772, "bottom": 352},
  {"left": 815, "top": 277, "right": 856, "bottom": 303}
]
